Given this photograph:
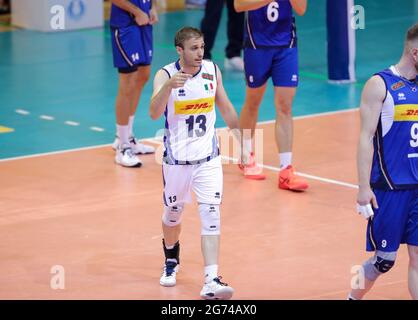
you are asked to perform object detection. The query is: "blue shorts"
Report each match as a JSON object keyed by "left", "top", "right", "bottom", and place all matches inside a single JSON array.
[
  {"left": 110, "top": 24, "right": 153, "bottom": 73},
  {"left": 243, "top": 47, "right": 298, "bottom": 88},
  {"left": 366, "top": 189, "right": 418, "bottom": 252}
]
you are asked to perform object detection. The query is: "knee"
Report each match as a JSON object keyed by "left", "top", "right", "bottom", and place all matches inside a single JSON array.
[
  {"left": 276, "top": 98, "right": 293, "bottom": 117},
  {"left": 409, "top": 246, "right": 418, "bottom": 269},
  {"left": 136, "top": 70, "right": 150, "bottom": 85},
  {"left": 119, "top": 76, "right": 138, "bottom": 96},
  {"left": 363, "top": 251, "right": 397, "bottom": 281},
  {"left": 199, "top": 204, "right": 220, "bottom": 235},
  {"left": 243, "top": 99, "right": 261, "bottom": 115},
  {"left": 162, "top": 205, "right": 184, "bottom": 227}
]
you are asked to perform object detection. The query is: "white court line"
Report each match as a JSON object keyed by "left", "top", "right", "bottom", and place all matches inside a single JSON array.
[
  {"left": 258, "top": 107, "right": 358, "bottom": 125},
  {"left": 39, "top": 115, "right": 55, "bottom": 121},
  {"left": 0, "top": 107, "right": 359, "bottom": 191},
  {"left": 15, "top": 109, "right": 30, "bottom": 115},
  {"left": 0, "top": 143, "right": 113, "bottom": 162},
  {"left": 90, "top": 126, "right": 105, "bottom": 132},
  {"left": 142, "top": 137, "right": 359, "bottom": 190},
  {"left": 65, "top": 121, "right": 80, "bottom": 126},
  {"left": 220, "top": 155, "right": 358, "bottom": 190}
]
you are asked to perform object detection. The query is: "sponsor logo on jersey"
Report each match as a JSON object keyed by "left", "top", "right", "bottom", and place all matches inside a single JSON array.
[
  {"left": 394, "top": 104, "right": 418, "bottom": 121},
  {"left": 202, "top": 73, "right": 214, "bottom": 81},
  {"left": 174, "top": 97, "right": 215, "bottom": 114},
  {"left": 391, "top": 81, "right": 405, "bottom": 91},
  {"left": 178, "top": 89, "right": 186, "bottom": 97}
]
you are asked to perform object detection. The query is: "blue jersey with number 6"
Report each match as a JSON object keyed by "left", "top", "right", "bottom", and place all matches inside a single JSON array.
[{"left": 244, "top": 0, "right": 296, "bottom": 48}]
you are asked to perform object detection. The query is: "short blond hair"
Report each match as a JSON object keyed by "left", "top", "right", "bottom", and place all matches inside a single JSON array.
[
  {"left": 174, "top": 27, "right": 203, "bottom": 49},
  {"left": 406, "top": 23, "right": 418, "bottom": 45}
]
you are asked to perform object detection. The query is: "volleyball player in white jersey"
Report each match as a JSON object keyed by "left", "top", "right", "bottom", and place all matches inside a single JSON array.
[{"left": 149, "top": 27, "right": 259, "bottom": 300}]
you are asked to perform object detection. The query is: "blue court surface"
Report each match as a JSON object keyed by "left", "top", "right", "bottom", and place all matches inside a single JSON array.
[{"left": 0, "top": 0, "right": 417, "bottom": 159}]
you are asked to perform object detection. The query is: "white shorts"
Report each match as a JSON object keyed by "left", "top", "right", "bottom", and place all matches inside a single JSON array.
[{"left": 162, "top": 156, "right": 223, "bottom": 206}]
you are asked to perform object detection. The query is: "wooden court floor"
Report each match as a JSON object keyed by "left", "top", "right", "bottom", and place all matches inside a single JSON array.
[{"left": 0, "top": 110, "right": 411, "bottom": 299}]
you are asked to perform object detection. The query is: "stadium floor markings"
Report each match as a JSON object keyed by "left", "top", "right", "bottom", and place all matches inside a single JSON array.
[
  {"left": 0, "top": 125, "right": 14, "bottom": 133},
  {"left": 12, "top": 108, "right": 106, "bottom": 133}
]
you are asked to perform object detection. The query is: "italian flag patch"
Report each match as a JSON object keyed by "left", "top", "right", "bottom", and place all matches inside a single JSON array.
[{"left": 204, "top": 83, "right": 214, "bottom": 91}]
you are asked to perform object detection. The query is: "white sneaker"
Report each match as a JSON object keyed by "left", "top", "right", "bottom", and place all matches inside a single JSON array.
[
  {"left": 112, "top": 136, "right": 155, "bottom": 155},
  {"left": 200, "top": 277, "right": 234, "bottom": 300},
  {"left": 115, "top": 144, "right": 142, "bottom": 167},
  {"left": 224, "top": 57, "right": 244, "bottom": 72},
  {"left": 160, "top": 262, "right": 179, "bottom": 287},
  {"left": 129, "top": 137, "right": 155, "bottom": 154}
]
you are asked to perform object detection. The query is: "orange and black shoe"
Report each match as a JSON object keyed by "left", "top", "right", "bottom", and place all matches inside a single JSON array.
[{"left": 278, "top": 165, "right": 308, "bottom": 191}]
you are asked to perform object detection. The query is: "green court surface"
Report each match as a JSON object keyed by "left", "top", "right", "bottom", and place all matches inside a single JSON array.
[{"left": 0, "top": 0, "right": 417, "bottom": 159}]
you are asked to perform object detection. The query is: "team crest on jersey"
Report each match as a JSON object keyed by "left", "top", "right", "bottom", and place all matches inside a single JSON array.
[
  {"left": 202, "top": 73, "right": 214, "bottom": 81},
  {"left": 391, "top": 81, "right": 405, "bottom": 91}
]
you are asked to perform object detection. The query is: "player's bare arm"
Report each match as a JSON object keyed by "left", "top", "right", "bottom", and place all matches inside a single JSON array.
[
  {"left": 149, "top": 69, "right": 192, "bottom": 120},
  {"left": 214, "top": 65, "right": 240, "bottom": 131},
  {"left": 234, "top": 0, "right": 274, "bottom": 12},
  {"left": 111, "top": 0, "right": 149, "bottom": 25},
  {"left": 214, "top": 65, "right": 252, "bottom": 164},
  {"left": 357, "top": 75, "right": 386, "bottom": 209},
  {"left": 150, "top": 0, "right": 159, "bottom": 25},
  {"left": 289, "top": 0, "right": 307, "bottom": 16}
]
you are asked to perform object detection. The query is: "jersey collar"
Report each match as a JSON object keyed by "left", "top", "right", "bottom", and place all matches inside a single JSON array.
[{"left": 175, "top": 59, "right": 202, "bottom": 78}]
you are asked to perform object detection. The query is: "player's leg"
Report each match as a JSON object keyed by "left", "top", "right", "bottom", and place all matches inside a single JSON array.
[
  {"left": 272, "top": 48, "right": 308, "bottom": 190},
  {"left": 160, "top": 164, "right": 193, "bottom": 287},
  {"left": 126, "top": 65, "right": 155, "bottom": 155},
  {"left": 239, "top": 85, "right": 267, "bottom": 147},
  {"left": 113, "top": 26, "right": 155, "bottom": 155},
  {"left": 237, "top": 48, "right": 271, "bottom": 179},
  {"left": 110, "top": 26, "right": 142, "bottom": 167},
  {"left": 160, "top": 205, "right": 183, "bottom": 287},
  {"left": 200, "top": 0, "right": 224, "bottom": 60},
  {"left": 349, "top": 189, "right": 406, "bottom": 299},
  {"left": 407, "top": 245, "right": 418, "bottom": 299},
  {"left": 128, "top": 66, "right": 150, "bottom": 127},
  {"left": 192, "top": 157, "right": 234, "bottom": 300},
  {"left": 238, "top": 84, "right": 267, "bottom": 180},
  {"left": 273, "top": 86, "right": 295, "bottom": 156},
  {"left": 114, "top": 70, "right": 142, "bottom": 167},
  {"left": 406, "top": 189, "right": 418, "bottom": 299},
  {"left": 240, "top": 48, "right": 271, "bottom": 151},
  {"left": 224, "top": 0, "right": 244, "bottom": 71},
  {"left": 349, "top": 250, "right": 397, "bottom": 300}
]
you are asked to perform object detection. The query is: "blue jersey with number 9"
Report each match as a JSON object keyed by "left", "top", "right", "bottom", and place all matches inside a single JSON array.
[{"left": 370, "top": 67, "right": 418, "bottom": 190}]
